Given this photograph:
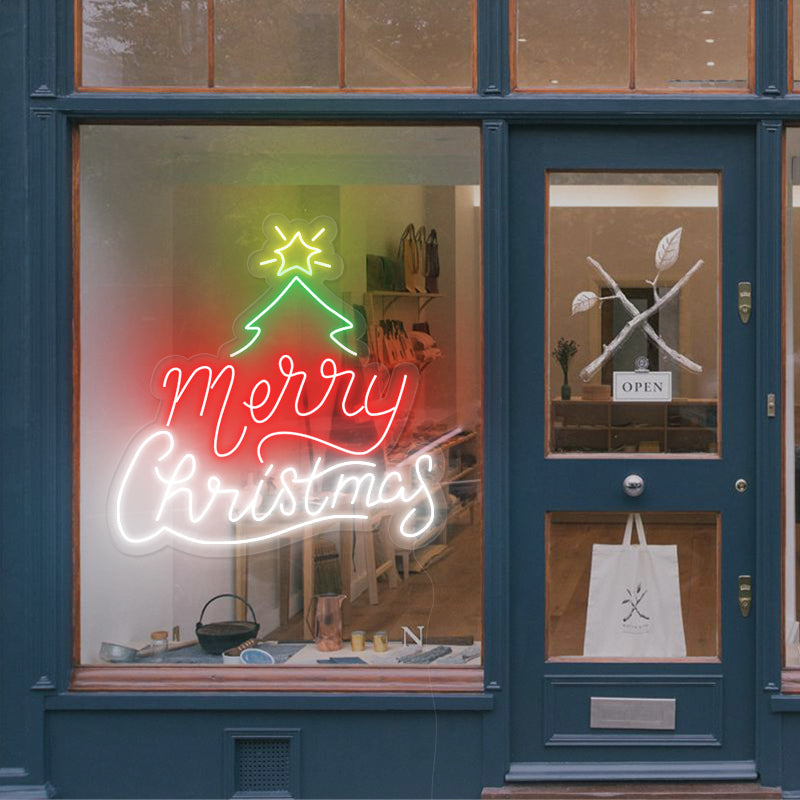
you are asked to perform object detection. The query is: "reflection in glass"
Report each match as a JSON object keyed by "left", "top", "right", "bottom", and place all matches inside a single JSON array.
[
  {"left": 516, "top": 0, "right": 629, "bottom": 89},
  {"left": 547, "top": 512, "right": 719, "bottom": 659},
  {"left": 795, "top": 0, "right": 800, "bottom": 91},
  {"left": 82, "top": 0, "right": 208, "bottom": 87},
  {"left": 636, "top": 0, "right": 750, "bottom": 90},
  {"left": 514, "top": 0, "right": 750, "bottom": 91},
  {"left": 215, "top": 0, "right": 339, "bottom": 88},
  {"left": 785, "top": 130, "right": 800, "bottom": 665},
  {"left": 547, "top": 173, "right": 720, "bottom": 455},
  {"left": 78, "top": 126, "right": 483, "bottom": 667},
  {"left": 344, "top": 0, "right": 473, "bottom": 88}
]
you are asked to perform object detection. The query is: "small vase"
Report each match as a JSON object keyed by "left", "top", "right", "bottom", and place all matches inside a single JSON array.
[{"left": 561, "top": 383, "right": 571, "bottom": 400}]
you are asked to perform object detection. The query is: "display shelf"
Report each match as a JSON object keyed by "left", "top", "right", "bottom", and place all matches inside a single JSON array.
[
  {"left": 444, "top": 463, "right": 479, "bottom": 485},
  {"left": 366, "top": 290, "right": 442, "bottom": 315},
  {"left": 550, "top": 398, "right": 717, "bottom": 454}
]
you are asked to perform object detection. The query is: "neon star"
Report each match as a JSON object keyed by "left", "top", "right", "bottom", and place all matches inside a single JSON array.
[{"left": 266, "top": 227, "right": 331, "bottom": 277}]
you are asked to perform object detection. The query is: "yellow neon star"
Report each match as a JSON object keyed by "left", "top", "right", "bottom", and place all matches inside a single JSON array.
[{"left": 261, "top": 227, "right": 331, "bottom": 277}]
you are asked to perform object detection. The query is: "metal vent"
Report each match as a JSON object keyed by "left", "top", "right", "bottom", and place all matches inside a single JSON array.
[{"left": 235, "top": 737, "right": 291, "bottom": 796}]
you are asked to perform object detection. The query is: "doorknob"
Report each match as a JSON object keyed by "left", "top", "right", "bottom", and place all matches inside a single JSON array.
[{"left": 623, "top": 474, "right": 644, "bottom": 497}]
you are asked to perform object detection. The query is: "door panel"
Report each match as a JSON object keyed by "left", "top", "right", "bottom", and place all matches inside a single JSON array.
[{"left": 508, "top": 128, "right": 755, "bottom": 773}]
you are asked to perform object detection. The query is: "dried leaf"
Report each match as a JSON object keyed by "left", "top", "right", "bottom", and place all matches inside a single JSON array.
[
  {"left": 655, "top": 227, "right": 682, "bottom": 272},
  {"left": 571, "top": 290, "right": 599, "bottom": 315}
]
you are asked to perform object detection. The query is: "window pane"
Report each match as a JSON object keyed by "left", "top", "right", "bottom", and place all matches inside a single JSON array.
[
  {"left": 82, "top": 0, "right": 208, "bottom": 87},
  {"left": 516, "top": 0, "right": 629, "bottom": 89},
  {"left": 344, "top": 0, "right": 473, "bottom": 88},
  {"left": 786, "top": 130, "right": 800, "bottom": 666},
  {"left": 515, "top": 1, "right": 750, "bottom": 91},
  {"left": 794, "top": 0, "right": 800, "bottom": 91},
  {"left": 215, "top": 0, "right": 339, "bottom": 88},
  {"left": 547, "top": 173, "right": 720, "bottom": 456},
  {"left": 78, "top": 125, "right": 483, "bottom": 669},
  {"left": 547, "top": 512, "right": 719, "bottom": 659},
  {"left": 636, "top": 0, "right": 750, "bottom": 90}
]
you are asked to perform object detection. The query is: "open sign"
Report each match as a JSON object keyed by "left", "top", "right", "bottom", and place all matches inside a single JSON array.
[{"left": 613, "top": 371, "right": 673, "bottom": 402}]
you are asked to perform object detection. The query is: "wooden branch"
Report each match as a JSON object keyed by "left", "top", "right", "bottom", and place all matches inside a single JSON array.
[
  {"left": 579, "top": 259, "right": 704, "bottom": 382},
  {"left": 585, "top": 256, "right": 703, "bottom": 375}
]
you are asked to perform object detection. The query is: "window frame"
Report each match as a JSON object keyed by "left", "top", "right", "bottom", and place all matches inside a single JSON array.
[
  {"left": 73, "top": 0, "right": 480, "bottom": 93},
  {"left": 69, "top": 120, "right": 488, "bottom": 693},
  {"left": 510, "top": 0, "right": 757, "bottom": 94}
]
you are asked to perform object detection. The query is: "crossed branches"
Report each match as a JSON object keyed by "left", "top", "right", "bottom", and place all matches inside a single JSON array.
[
  {"left": 622, "top": 584, "right": 650, "bottom": 622},
  {"left": 571, "top": 227, "right": 705, "bottom": 383}
]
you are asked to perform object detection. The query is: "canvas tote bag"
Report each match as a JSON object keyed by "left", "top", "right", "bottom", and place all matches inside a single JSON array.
[{"left": 583, "top": 513, "right": 686, "bottom": 657}]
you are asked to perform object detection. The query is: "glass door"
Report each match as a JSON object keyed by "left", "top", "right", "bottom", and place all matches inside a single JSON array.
[{"left": 507, "top": 128, "right": 756, "bottom": 778}]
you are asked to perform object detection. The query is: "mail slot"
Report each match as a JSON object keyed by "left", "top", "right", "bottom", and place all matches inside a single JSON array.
[{"left": 590, "top": 697, "right": 677, "bottom": 730}]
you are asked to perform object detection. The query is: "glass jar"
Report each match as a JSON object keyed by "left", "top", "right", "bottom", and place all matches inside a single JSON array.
[{"left": 150, "top": 630, "right": 169, "bottom": 662}]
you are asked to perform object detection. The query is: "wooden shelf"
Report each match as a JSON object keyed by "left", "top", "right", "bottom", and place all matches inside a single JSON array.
[
  {"left": 365, "top": 290, "right": 442, "bottom": 315},
  {"left": 444, "top": 463, "right": 479, "bottom": 484},
  {"left": 366, "top": 291, "right": 443, "bottom": 297},
  {"left": 550, "top": 398, "right": 718, "bottom": 455}
]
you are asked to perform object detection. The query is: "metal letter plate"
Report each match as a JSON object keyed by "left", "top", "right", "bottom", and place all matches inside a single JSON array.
[{"left": 590, "top": 697, "right": 676, "bottom": 730}]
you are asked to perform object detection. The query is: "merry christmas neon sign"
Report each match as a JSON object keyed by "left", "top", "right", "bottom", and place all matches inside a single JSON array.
[{"left": 111, "top": 215, "right": 443, "bottom": 553}]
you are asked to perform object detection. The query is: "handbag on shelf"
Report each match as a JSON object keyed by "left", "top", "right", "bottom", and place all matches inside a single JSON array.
[
  {"left": 583, "top": 513, "right": 686, "bottom": 658},
  {"left": 414, "top": 225, "right": 428, "bottom": 293},
  {"left": 366, "top": 254, "right": 385, "bottom": 292},
  {"left": 425, "top": 228, "right": 440, "bottom": 294},
  {"left": 383, "top": 257, "right": 405, "bottom": 292},
  {"left": 398, "top": 223, "right": 419, "bottom": 293}
]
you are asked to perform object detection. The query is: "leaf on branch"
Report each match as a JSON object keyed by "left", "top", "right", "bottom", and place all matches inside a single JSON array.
[
  {"left": 571, "top": 291, "right": 599, "bottom": 315},
  {"left": 655, "top": 227, "right": 682, "bottom": 272}
]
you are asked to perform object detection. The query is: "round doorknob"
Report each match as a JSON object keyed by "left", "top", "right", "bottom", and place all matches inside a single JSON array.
[{"left": 623, "top": 474, "right": 645, "bottom": 497}]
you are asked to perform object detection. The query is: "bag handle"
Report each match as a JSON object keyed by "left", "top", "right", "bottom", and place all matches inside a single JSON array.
[
  {"left": 621, "top": 513, "right": 648, "bottom": 547},
  {"left": 197, "top": 593, "right": 257, "bottom": 626}
]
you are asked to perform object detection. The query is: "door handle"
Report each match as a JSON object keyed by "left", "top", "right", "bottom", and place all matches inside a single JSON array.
[
  {"left": 738, "top": 282, "right": 752, "bottom": 323},
  {"left": 738, "top": 575, "right": 752, "bottom": 618}
]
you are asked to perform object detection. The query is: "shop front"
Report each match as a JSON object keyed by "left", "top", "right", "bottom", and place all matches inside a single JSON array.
[{"left": 2, "top": 1, "right": 800, "bottom": 798}]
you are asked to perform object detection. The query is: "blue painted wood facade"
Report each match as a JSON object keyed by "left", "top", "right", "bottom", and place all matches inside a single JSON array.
[{"left": 1, "top": 0, "right": 799, "bottom": 796}]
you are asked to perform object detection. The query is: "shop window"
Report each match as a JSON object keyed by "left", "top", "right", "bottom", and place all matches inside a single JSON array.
[
  {"left": 514, "top": 0, "right": 753, "bottom": 91},
  {"left": 793, "top": 0, "right": 800, "bottom": 92},
  {"left": 547, "top": 172, "right": 720, "bottom": 457},
  {"left": 76, "top": 125, "right": 483, "bottom": 686},
  {"left": 786, "top": 130, "right": 800, "bottom": 670},
  {"left": 79, "top": 1, "right": 475, "bottom": 90}
]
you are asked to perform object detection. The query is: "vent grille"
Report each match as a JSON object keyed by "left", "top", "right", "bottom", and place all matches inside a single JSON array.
[
  {"left": 235, "top": 737, "right": 292, "bottom": 795},
  {"left": 236, "top": 738, "right": 292, "bottom": 797}
]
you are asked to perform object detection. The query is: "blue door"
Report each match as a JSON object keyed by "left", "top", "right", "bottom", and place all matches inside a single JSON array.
[{"left": 507, "top": 127, "right": 756, "bottom": 780}]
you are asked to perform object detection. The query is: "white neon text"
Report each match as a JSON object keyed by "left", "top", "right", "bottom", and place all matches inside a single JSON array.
[{"left": 114, "top": 430, "right": 438, "bottom": 549}]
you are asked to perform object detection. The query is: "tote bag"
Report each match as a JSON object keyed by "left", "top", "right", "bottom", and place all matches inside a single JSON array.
[{"left": 583, "top": 513, "right": 686, "bottom": 657}]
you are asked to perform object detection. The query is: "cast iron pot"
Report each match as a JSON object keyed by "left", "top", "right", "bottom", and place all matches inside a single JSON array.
[{"left": 196, "top": 593, "right": 260, "bottom": 655}]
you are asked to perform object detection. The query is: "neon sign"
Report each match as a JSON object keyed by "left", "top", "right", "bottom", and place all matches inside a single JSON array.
[{"left": 111, "top": 215, "right": 444, "bottom": 553}]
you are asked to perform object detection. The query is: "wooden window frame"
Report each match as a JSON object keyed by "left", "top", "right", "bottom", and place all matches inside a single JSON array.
[
  {"left": 70, "top": 122, "right": 485, "bottom": 694},
  {"left": 74, "top": 0, "right": 478, "bottom": 93},
  {"left": 510, "top": 0, "right": 756, "bottom": 94}
]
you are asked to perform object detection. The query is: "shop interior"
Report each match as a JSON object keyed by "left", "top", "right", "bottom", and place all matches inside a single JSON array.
[
  {"left": 78, "top": 125, "right": 483, "bottom": 666},
  {"left": 786, "top": 128, "right": 800, "bottom": 667},
  {"left": 548, "top": 172, "right": 720, "bottom": 456}
]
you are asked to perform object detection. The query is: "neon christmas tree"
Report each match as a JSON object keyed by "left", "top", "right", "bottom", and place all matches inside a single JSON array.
[
  {"left": 112, "top": 214, "right": 442, "bottom": 553},
  {"left": 230, "top": 214, "right": 360, "bottom": 359}
]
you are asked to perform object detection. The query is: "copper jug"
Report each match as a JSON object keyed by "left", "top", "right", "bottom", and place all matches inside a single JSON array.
[{"left": 306, "top": 593, "right": 346, "bottom": 652}]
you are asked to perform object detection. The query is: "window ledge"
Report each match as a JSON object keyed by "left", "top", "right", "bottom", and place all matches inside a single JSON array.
[
  {"left": 70, "top": 665, "right": 485, "bottom": 694},
  {"left": 779, "top": 669, "right": 800, "bottom": 698}
]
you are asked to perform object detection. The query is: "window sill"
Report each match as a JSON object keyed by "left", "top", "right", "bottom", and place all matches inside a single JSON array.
[
  {"left": 70, "top": 665, "right": 485, "bottom": 694},
  {"left": 780, "top": 669, "right": 800, "bottom": 695}
]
